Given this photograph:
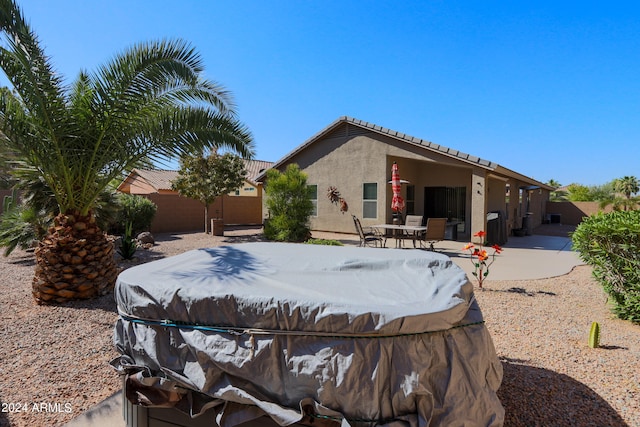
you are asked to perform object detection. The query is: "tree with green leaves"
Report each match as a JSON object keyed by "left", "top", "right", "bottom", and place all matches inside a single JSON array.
[
  {"left": 264, "top": 164, "right": 314, "bottom": 242},
  {"left": 0, "top": 0, "right": 254, "bottom": 303},
  {"left": 171, "top": 152, "right": 246, "bottom": 233},
  {"left": 566, "top": 184, "right": 594, "bottom": 202}
]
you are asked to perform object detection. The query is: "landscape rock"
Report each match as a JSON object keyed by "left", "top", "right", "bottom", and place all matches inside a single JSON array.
[{"left": 136, "top": 232, "right": 155, "bottom": 245}]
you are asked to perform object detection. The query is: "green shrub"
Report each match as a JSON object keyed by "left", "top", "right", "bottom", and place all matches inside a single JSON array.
[
  {"left": 572, "top": 210, "right": 640, "bottom": 323},
  {"left": 304, "top": 238, "right": 344, "bottom": 246},
  {"left": 0, "top": 204, "right": 50, "bottom": 256},
  {"left": 264, "top": 164, "right": 314, "bottom": 242},
  {"left": 113, "top": 193, "right": 157, "bottom": 236}
]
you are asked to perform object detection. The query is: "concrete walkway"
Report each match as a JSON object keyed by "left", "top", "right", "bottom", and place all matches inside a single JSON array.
[{"left": 64, "top": 231, "right": 583, "bottom": 427}]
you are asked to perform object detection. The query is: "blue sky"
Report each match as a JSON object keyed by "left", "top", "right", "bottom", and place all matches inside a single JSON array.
[{"left": 3, "top": 1, "right": 640, "bottom": 186}]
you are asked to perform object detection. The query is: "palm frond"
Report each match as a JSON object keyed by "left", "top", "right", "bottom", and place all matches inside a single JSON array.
[
  {"left": 1, "top": 0, "right": 253, "bottom": 218},
  {"left": 0, "top": 0, "right": 69, "bottom": 132},
  {"left": 90, "top": 39, "right": 233, "bottom": 117}
]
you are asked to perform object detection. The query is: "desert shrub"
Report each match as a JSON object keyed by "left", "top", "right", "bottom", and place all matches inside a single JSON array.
[
  {"left": 572, "top": 210, "right": 640, "bottom": 323},
  {"left": 117, "top": 222, "right": 137, "bottom": 260},
  {"left": 113, "top": 193, "right": 157, "bottom": 235},
  {"left": 264, "top": 164, "right": 313, "bottom": 242}
]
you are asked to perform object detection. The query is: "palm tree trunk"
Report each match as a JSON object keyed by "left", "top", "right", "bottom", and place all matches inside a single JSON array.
[{"left": 32, "top": 211, "right": 117, "bottom": 304}]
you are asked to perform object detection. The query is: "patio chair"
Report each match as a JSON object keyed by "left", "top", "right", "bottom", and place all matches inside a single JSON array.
[
  {"left": 421, "top": 217, "right": 447, "bottom": 251},
  {"left": 404, "top": 215, "right": 423, "bottom": 227},
  {"left": 352, "top": 215, "right": 384, "bottom": 247},
  {"left": 399, "top": 215, "right": 424, "bottom": 248}
]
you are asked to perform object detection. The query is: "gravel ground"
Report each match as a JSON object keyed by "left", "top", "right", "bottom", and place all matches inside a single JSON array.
[{"left": 0, "top": 226, "right": 638, "bottom": 427}]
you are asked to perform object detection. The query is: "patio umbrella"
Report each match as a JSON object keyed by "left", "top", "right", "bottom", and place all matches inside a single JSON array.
[{"left": 391, "top": 162, "right": 405, "bottom": 213}]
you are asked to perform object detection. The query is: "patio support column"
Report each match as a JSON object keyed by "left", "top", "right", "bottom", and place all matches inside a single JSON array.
[
  {"left": 471, "top": 168, "right": 487, "bottom": 244},
  {"left": 507, "top": 178, "right": 518, "bottom": 235}
]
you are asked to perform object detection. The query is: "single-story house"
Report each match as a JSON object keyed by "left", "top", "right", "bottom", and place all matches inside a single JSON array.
[
  {"left": 118, "top": 160, "right": 273, "bottom": 232},
  {"left": 257, "top": 116, "right": 553, "bottom": 244}
]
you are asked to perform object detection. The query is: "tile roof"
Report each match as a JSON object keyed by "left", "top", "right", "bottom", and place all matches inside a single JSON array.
[
  {"left": 340, "top": 116, "right": 496, "bottom": 168},
  {"left": 255, "top": 116, "right": 552, "bottom": 189},
  {"left": 243, "top": 160, "right": 274, "bottom": 184},
  {"left": 130, "top": 169, "right": 178, "bottom": 191},
  {"left": 256, "top": 116, "right": 497, "bottom": 182},
  {"left": 128, "top": 159, "right": 274, "bottom": 192}
]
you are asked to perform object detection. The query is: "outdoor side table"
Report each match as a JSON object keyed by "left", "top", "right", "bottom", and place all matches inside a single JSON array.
[{"left": 112, "top": 242, "right": 504, "bottom": 427}]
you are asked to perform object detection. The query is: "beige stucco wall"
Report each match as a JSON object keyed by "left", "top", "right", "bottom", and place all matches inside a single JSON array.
[
  {"left": 228, "top": 182, "right": 261, "bottom": 197},
  {"left": 268, "top": 130, "right": 483, "bottom": 238}
]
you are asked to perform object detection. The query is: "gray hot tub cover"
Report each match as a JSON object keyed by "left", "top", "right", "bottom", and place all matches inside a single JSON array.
[{"left": 113, "top": 242, "right": 504, "bottom": 426}]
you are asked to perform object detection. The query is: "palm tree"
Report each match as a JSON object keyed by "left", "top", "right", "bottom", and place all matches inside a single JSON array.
[
  {"left": 613, "top": 176, "right": 640, "bottom": 211},
  {"left": 0, "top": 0, "right": 254, "bottom": 303},
  {"left": 599, "top": 177, "right": 639, "bottom": 212},
  {"left": 545, "top": 179, "right": 568, "bottom": 201},
  {"left": 615, "top": 176, "right": 639, "bottom": 200}
]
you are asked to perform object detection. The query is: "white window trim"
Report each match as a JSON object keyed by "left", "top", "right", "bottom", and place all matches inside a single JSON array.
[{"left": 362, "top": 182, "right": 378, "bottom": 219}]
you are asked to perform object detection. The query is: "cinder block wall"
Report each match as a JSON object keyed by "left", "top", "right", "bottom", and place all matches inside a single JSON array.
[
  {"left": 144, "top": 193, "right": 263, "bottom": 233},
  {"left": 545, "top": 201, "right": 612, "bottom": 226}
]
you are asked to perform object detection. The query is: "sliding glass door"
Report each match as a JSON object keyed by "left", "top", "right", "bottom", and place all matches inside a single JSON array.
[{"left": 424, "top": 186, "right": 466, "bottom": 234}]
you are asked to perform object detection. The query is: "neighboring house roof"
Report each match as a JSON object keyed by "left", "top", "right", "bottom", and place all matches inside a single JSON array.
[
  {"left": 256, "top": 116, "right": 552, "bottom": 190},
  {"left": 129, "top": 169, "right": 178, "bottom": 192},
  {"left": 119, "top": 159, "right": 274, "bottom": 193},
  {"left": 243, "top": 160, "right": 274, "bottom": 185}
]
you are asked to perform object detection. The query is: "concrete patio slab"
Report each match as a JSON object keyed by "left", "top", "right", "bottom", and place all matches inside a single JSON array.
[{"left": 309, "top": 230, "right": 584, "bottom": 282}]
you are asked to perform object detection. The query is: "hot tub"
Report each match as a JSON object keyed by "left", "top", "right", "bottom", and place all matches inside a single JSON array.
[{"left": 112, "top": 242, "right": 504, "bottom": 427}]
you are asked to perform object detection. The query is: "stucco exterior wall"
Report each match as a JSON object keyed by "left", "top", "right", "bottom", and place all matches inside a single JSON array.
[
  {"left": 231, "top": 183, "right": 260, "bottom": 197},
  {"left": 300, "top": 133, "right": 388, "bottom": 233},
  {"left": 487, "top": 177, "right": 507, "bottom": 214},
  {"left": 528, "top": 188, "right": 548, "bottom": 227},
  {"left": 268, "top": 130, "right": 484, "bottom": 236}
]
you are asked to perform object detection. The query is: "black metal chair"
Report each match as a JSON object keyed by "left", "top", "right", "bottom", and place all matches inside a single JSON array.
[{"left": 352, "top": 215, "right": 384, "bottom": 247}]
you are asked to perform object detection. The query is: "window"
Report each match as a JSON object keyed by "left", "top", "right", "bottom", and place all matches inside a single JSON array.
[
  {"left": 406, "top": 185, "right": 415, "bottom": 215},
  {"left": 308, "top": 185, "right": 318, "bottom": 217},
  {"left": 363, "top": 183, "right": 377, "bottom": 219}
]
